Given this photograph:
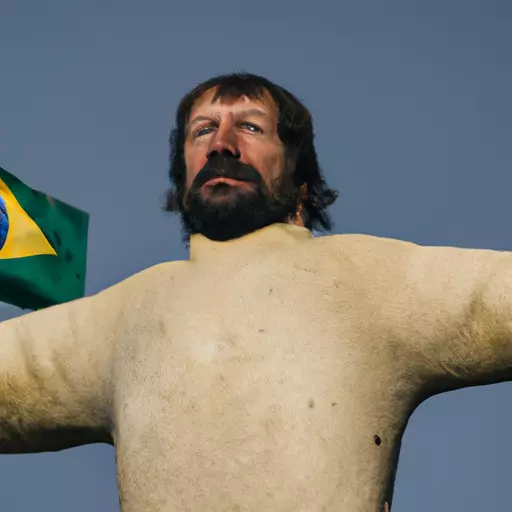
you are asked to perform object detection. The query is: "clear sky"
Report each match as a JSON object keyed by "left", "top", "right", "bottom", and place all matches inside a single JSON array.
[{"left": 0, "top": 0, "right": 510, "bottom": 510}]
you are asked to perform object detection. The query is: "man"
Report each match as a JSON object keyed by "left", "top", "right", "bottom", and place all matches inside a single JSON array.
[
  {"left": 164, "top": 73, "right": 338, "bottom": 242},
  {"left": 0, "top": 72, "right": 510, "bottom": 512}
]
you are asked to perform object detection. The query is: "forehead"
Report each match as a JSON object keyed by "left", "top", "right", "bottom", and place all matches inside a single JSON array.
[{"left": 188, "top": 87, "right": 279, "bottom": 120}]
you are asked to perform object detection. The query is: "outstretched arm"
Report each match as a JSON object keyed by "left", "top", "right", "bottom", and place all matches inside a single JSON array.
[
  {"left": 0, "top": 284, "right": 121, "bottom": 453},
  {"left": 376, "top": 238, "right": 512, "bottom": 393}
]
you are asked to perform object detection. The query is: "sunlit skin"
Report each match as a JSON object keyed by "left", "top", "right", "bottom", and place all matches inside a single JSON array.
[{"left": 183, "top": 88, "right": 305, "bottom": 225}]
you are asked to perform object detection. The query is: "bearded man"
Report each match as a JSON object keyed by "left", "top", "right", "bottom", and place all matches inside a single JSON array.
[{"left": 0, "top": 72, "right": 511, "bottom": 512}]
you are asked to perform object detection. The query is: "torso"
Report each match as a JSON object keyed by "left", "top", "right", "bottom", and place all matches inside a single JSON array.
[{"left": 112, "top": 225, "right": 425, "bottom": 511}]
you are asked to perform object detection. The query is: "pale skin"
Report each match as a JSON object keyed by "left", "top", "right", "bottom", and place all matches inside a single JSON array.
[{"left": 1, "top": 88, "right": 512, "bottom": 511}]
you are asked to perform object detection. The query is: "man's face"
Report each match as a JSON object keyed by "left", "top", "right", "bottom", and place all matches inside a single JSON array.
[{"left": 181, "top": 88, "right": 300, "bottom": 241}]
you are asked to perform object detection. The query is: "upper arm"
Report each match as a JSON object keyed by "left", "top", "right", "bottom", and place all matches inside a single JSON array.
[
  {"left": 378, "top": 240, "right": 512, "bottom": 392},
  {"left": 0, "top": 285, "right": 122, "bottom": 453}
]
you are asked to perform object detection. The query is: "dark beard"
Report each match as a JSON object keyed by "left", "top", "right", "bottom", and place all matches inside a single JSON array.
[{"left": 181, "top": 154, "right": 299, "bottom": 242}]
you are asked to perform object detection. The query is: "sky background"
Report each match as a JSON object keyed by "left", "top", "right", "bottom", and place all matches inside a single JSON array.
[{"left": 0, "top": 0, "right": 510, "bottom": 510}]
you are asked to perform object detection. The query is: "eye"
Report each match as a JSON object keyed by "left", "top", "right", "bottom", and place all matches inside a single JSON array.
[
  {"left": 195, "top": 126, "right": 215, "bottom": 138},
  {"left": 241, "top": 122, "right": 262, "bottom": 133}
]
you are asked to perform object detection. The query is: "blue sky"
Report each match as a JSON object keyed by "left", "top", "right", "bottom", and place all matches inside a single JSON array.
[{"left": 0, "top": 1, "right": 510, "bottom": 510}]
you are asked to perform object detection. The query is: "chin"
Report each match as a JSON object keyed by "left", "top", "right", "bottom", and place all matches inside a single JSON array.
[{"left": 183, "top": 181, "right": 298, "bottom": 242}]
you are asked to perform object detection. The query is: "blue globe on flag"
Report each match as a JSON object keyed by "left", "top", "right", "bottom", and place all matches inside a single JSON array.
[{"left": 0, "top": 194, "right": 9, "bottom": 251}]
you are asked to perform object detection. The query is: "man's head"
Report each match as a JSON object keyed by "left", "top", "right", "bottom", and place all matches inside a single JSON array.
[{"left": 164, "top": 72, "right": 338, "bottom": 242}]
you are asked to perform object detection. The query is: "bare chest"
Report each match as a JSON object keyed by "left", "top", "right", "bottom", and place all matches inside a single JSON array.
[{"left": 114, "top": 267, "right": 414, "bottom": 511}]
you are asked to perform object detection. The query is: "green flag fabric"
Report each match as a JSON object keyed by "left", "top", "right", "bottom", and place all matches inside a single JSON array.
[{"left": 0, "top": 166, "right": 89, "bottom": 310}]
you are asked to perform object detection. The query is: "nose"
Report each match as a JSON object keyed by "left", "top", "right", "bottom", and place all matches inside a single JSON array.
[{"left": 206, "top": 118, "right": 241, "bottom": 160}]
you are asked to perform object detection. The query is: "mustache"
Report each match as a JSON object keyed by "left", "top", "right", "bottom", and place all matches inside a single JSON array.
[{"left": 191, "top": 154, "right": 264, "bottom": 190}]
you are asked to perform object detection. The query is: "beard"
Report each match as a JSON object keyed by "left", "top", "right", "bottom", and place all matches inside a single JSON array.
[{"left": 181, "top": 154, "right": 300, "bottom": 242}]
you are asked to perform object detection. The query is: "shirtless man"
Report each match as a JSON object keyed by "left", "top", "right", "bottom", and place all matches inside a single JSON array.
[{"left": 1, "top": 72, "right": 511, "bottom": 511}]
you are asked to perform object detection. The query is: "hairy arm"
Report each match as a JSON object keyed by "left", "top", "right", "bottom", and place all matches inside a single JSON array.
[
  {"left": 376, "top": 238, "right": 512, "bottom": 392},
  {"left": 0, "top": 285, "right": 122, "bottom": 453}
]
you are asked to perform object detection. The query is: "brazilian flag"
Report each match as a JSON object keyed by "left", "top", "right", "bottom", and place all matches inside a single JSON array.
[{"left": 0, "top": 166, "right": 89, "bottom": 310}]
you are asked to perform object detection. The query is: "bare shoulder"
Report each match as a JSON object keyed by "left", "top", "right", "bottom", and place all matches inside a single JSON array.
[
  {"left": 123, "top": 259, "right": 190, "bottom": 285},
  {"left": 309, "top": 232, "right": 418, "bottom": 264},
  {"left": 91, "top": 259, "right": 191, "bottom": 306}
]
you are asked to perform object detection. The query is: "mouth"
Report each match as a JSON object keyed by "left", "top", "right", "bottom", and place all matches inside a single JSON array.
[{"left": 202, "top": 177, "right": 253, "bottom": 188}]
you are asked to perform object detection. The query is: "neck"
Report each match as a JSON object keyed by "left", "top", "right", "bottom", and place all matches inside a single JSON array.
[{"left": 188, "top": 223, "right": 312, "bottom": 261}]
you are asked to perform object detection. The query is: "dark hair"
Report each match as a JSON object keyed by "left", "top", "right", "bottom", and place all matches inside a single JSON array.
[{"left": 164, "top": 72, "right": 338, "bottom": 232}]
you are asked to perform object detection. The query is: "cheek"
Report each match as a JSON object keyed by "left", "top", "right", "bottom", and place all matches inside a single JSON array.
[
  {"left": 260, "top": 149, "right": 286, "bottom": 186},
  {"left": 184, "top": 147, "right": 206, "bottom": 190}
]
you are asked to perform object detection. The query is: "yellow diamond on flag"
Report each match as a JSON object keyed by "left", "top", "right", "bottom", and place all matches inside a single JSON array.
[{"left": 0, "top": 177, "right": 57, "bottom": 260}]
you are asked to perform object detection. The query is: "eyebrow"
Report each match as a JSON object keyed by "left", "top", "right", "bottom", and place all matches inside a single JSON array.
[
  {"left": 187, "top": 115, "right": 213, "bottom": 129},
  {"left": 187, "top": 108, "right": 270, "bottom": 131}
]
